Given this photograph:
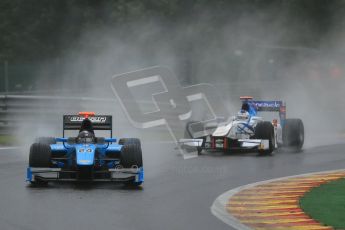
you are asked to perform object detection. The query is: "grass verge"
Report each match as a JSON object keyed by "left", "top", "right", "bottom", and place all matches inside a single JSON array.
[
  {"left": 0, "top": 135, "right": 16, "bottom": 146},
  {"left": 300, "top": 178, "right": 345, "bottom": 229}
]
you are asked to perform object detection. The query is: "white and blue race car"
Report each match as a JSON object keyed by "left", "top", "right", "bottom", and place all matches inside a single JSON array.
[{"left": 181, "top": 96, "right": 304, "bottom": 155}]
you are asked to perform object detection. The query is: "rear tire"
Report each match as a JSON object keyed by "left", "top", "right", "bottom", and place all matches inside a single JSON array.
[
  {"left": 29, "top": 143, "right": 52, "bottom": 167},
  {"left": 283, "top": 118, "right": 304, "bottom": 151},
  {"left": 254, "top": 121, "right": 275, "bottom": 155}
]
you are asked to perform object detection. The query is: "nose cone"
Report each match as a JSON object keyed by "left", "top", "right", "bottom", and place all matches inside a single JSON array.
[{"left": 76, "top": 145, "right": 96, "bottom": 166}]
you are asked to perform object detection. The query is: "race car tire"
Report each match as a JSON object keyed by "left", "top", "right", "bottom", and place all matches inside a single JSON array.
[
  {"left": 35, "top": 137, "right": 56, "bottom": 145},
  {"left": 197, "top": 145, "right": 203, "bottom": 155},
  {"left": 184, "top": 121, "right": 195, "bottom": 138},
  {"left": 184, "top": 121, "right": 205, "bottom": 155},
  {"left": 120, "top": 143, "right": 143, "bottom": 168},
  {"left": 254, "top": 121, "right": 275, "bottom": 155},
  {"left": 119, "top": 138, "right": 141, "bottom": 147},
  {"left": 120, "top": 143, "right": 143, "bottom": 187},
  {"left": 184, "top": 120, "right": 209, "bottom": 139},
  {"left": 29, "top": 143, "right": 52, "bottom": 167},
  {"left": 283, "top": 118, "right": 304, "bottom": 150}
]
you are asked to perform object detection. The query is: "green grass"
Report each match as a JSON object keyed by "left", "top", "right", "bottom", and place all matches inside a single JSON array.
[
  {"left": 300, "top": 178, "right": 345, "bottom": 229},
  {"left": 0, "top": 135, "right": 16, "bottom": 145}
]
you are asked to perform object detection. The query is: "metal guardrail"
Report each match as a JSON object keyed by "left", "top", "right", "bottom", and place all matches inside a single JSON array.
[
  {"left": 0, "top": 95, "right": 118, "bottom": 135},
  {"left": 0, "top": 81, "right": 277, "bottom": 130},
  {"left": 2, "top": 88, "right": 342, "bottom": 137},
  {"left": 0, "top": 94, "right": 184, "bottom": 136}
]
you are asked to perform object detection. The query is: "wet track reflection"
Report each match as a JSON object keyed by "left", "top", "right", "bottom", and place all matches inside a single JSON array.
[{"left": 0, "top": 142, "right": 345, "bottom": 230}]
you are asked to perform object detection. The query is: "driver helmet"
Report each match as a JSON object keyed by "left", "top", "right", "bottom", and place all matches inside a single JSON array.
[
  {"left": 78, "top": 130, "right": 95, "bottom": 138},
  {"left": 236, "top": 110, "right": 250, "bottom": 121}
]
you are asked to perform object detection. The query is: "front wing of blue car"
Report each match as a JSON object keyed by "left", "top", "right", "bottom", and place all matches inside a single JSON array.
[{"left": 26, "top": 167, "right": 144, "bottom": 183}]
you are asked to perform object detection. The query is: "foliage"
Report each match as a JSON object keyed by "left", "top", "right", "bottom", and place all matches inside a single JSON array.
[{"left": 0, "top": 0, "right": 342, "bottom": 62}]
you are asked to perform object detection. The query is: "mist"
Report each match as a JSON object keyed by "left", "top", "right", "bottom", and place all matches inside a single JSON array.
[{"left": 15, "top": 2, "right": 345, "bottom": 150}]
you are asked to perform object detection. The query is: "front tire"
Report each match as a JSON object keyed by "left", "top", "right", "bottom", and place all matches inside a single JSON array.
[
  {"left": 120, "top": 143, "right": 143, "bottom": 186},
  {"left": 184, "top": 121, "right": 205, "bottom": 155},
  {"left": 29, "top": 143, "right": 52, "bottom": 167},
  {"left": 120, "top": 143, "right": 143, "bottom": 168},
  {"left": 184, "top": 120, "right": 208, "bottom": 139},
  {"left": 255, "top": 121, "right": 275, "bottom": 155}
]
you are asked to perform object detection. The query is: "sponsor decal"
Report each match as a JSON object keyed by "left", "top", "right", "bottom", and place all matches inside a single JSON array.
[
  {"left": 252, "top": 101, "right": 282, "bottom": 108},
  {"left": 69, "top": 116, "right": 107, "bottom": 123}
]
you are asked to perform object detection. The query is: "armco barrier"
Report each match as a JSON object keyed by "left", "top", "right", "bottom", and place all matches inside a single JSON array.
[
  {"left": 0, "top": 95, "right": 117, "bottom": 135},
  {"left": 0, "top": 94, "right": 183, "bottom": 136}
]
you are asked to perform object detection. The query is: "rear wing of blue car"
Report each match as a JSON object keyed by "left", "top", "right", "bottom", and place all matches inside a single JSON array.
[
  {"left": 63, "top": 114, "right": 113, "bottom": 137},
  {"left": 240, "top": 96, "right": 286, "bottom": 125}
]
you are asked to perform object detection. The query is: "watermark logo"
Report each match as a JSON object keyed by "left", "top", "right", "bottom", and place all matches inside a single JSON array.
[{"left": 111, "top": 66, "right": 229, "bottom": 159}]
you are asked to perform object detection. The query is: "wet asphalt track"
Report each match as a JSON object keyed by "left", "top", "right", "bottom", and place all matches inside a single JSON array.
[{"left": 1, "top": 142, "right": 345, "bottom": 230}]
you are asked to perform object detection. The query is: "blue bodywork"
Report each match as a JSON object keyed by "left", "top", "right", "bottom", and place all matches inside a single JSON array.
[
  {"left": 27, "top": 137, "right": 144, "bottom": 184},
  {"left": 48, "top": 138, "right": 122, "bottom": 167},
  {"left": 245, "top": 100, "right": 286, "bottom": 126},
  {"left": 232, "top": 99, "right": 287, "bottom": 136}
]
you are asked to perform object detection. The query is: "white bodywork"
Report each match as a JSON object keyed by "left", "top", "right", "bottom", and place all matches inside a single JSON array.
[
  {"left": 212, "top": 116, "right": 260, "bottom": 138},
  {"left": 180, "top": 115, "right": 283, "bottom": 150},
  {"left": 212, "top": 115, "right": 283, "bottom": 146}
]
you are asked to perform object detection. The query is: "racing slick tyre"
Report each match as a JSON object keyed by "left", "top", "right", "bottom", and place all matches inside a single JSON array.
[
  {"left": 119, "top": 138, "right": 141, "bottom": 147},
  {"left": 120, "top": 143, "right": 143, "bottom": 168},
  {"left": 184, "top": 121, "right": 195, "bottom": 139},
  {"left": 35, "top": 137, "right": 56, "bottom": 145},
  {"left": 254, "top": 121, "right": 275, "bottom": 155},
  {"left": 283, "top": 118, "right": 304, "bottom": 151},
  {"left": 29, "top": 143, "right": 52, "bottom": 167},
  {"left": 120, "top": 143, "right": 143, "bottom": 186},
  {"left": 184, "top": 120, "right": 207, "bottom": 139},
  {"left": 184, "top": 121, "right": 205, "bottom": 155}
]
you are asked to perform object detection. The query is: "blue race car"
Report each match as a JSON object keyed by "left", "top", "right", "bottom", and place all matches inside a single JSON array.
[{"left": 27, "top": 112, "right": 143, "bottom": 186}]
